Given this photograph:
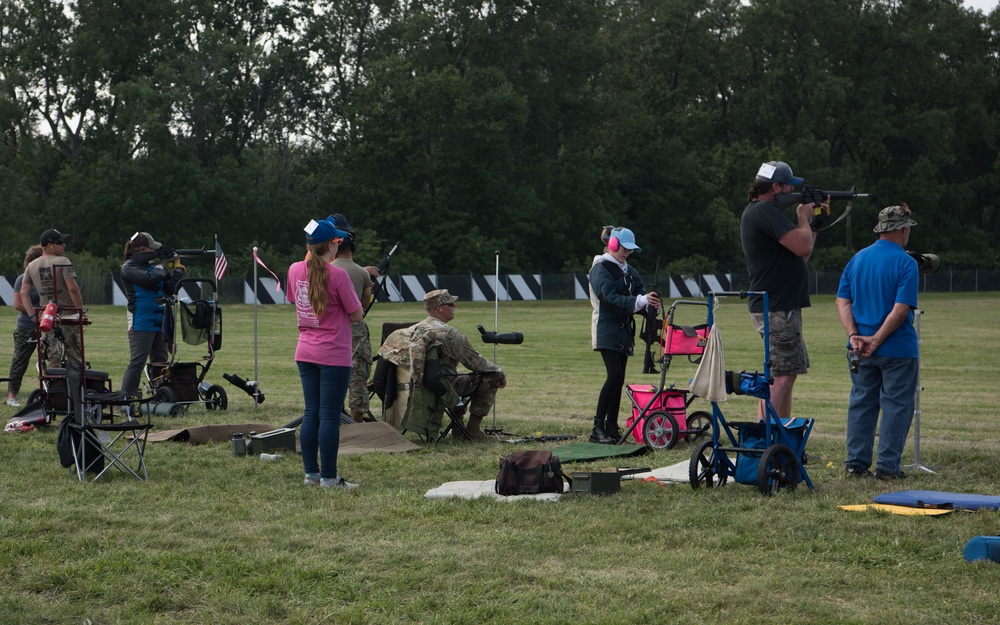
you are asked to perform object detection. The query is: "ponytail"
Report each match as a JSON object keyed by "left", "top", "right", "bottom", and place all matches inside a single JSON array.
[{"left": 305, "top": 242, "right": 332, "bottom": 316}]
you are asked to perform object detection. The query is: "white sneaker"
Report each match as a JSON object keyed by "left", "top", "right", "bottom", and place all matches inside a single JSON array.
[
  {"left": 304, "top": 474, "right": 321, "bottom": 486},
  {"left": 5, "top": 398, "right": 20, "bottom": 407},
  {"left": 320, "top": 477, "right": 358, "bottom": 490}
]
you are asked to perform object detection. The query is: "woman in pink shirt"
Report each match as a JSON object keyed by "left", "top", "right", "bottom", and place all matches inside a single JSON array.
[{"left": 286, "top": 218, "right": 363, "bottom": 489}]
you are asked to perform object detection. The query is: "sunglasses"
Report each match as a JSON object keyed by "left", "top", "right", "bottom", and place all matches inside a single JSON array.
[{"left": 440, "top": 303, "right": 455, "bottom": 308}]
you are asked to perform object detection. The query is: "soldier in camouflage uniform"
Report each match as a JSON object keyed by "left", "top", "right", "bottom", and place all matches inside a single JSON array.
[
  {"left": 408, "top": 289, "right": 506, "bottom": 440},
  {"left": 328, "top": 213, "right": 380, "bottom": 422}
]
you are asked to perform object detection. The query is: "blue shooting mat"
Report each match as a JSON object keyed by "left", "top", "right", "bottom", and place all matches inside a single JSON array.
[{"left": 873, "top": 490, "right": 1000, "bottom": 511}]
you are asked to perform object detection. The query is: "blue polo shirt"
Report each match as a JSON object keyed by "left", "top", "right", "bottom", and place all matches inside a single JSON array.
[{"left": 837, "top": 239, "right": 919, "bottom": 358}]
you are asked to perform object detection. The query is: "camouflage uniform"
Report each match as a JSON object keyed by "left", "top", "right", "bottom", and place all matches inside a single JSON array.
[
  {"left": 332, "top": 258, "right": 373, "bottom": 415},
  {"left": 408, "top": 316, "right": 505, "bottom": 419}
]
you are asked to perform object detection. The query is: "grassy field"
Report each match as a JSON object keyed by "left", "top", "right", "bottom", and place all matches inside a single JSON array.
[{"left": 1, "top": 293, "right": 999, "bottom": 624}]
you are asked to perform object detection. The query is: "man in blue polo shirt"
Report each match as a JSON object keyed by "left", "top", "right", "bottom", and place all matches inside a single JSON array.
[{"left": 836, "top": 205, "right": 920, "bottom": 480}]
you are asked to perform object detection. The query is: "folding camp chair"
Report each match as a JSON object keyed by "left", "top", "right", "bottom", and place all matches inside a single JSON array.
[
  {"left": 400, "top": 346, "right": 489, "bottom": 443},
  {"left": 61, "top": 361, "right": 152, "bottom": 483}
]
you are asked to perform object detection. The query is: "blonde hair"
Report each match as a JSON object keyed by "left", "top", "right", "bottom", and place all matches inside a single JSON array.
[{"left": 305, "top": 241, "right": 335, "bottom": 316}]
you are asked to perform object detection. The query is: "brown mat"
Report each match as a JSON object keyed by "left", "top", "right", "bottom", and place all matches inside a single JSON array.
[
  {"left": 147, "top": 421, "right": 420, "bottom": 455},
  {"left": 147, "top": 423, "right": 273, "bottom": 444},
  {"left": 339, "top": 421, "right": 421, "bottom": 455}
]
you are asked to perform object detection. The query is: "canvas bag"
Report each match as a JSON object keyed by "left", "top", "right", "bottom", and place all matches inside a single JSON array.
[{"left": 495, "top": 450, "right": 571, "bottom": 496}]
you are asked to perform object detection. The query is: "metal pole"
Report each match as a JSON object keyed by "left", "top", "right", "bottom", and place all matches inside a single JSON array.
[
  {"left": 904, "top": 309, "right": 935, "bottom": 473},
  {"left": 491, "top": 250, "right": 499, "bottom": 429},
  {"left": 253, "top": 247, "right": 259, "bottom": 409}
]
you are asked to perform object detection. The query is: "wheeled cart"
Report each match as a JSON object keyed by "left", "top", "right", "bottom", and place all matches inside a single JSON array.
[{"left": 688, "top": 291, "right": 814, "bottom": 496}]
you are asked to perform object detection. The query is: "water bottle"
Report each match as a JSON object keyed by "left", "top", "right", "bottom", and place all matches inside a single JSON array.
[
  {"left": 232, "top": 432, "right": 246, "bottom": 457},
  {"left": 39, "top": 301, "right": 59, "bottom": 333},
  {"left": 259, "top": 453, "right": 282, "bottom": 461}
]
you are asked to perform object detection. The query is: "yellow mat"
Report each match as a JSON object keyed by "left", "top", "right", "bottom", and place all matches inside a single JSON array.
[{"left": 839, "top": 504, "right": 955, "bottom": 516}]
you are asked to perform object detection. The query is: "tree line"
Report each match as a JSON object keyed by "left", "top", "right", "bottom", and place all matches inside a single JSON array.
[{"left": 1, "top": 0, "right": 997, "bottom": 280}]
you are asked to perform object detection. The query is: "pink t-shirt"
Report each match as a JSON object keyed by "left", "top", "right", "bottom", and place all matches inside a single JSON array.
[{"left": 286, "top": 261, "right": 362, "bottom": 366}]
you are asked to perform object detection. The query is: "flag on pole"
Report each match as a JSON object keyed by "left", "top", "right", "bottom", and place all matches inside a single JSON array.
[
  {"left": 215, "top": 241, "right": 229, "bottom": 280},
  {"left": 253, "top": 248, "right": 283, "bottom": 292}
]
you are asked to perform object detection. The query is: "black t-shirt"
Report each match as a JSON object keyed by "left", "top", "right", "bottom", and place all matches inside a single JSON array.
[{"left": 740, "top": 200, "right": 810, "bottom": 313}]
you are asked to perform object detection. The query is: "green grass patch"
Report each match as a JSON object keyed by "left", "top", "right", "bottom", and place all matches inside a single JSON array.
[{"left": 1, "top": 293, "right": 998, "bottom": 624}]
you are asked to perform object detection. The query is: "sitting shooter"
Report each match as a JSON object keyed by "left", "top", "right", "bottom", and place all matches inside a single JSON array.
[{"left": 408, "top": 289, "right": 506, "bottom": 440}]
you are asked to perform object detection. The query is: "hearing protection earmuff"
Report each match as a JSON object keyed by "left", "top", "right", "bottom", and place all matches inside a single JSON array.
[{"left": 608, "top": 228, "right": 622, "bottom": 252}]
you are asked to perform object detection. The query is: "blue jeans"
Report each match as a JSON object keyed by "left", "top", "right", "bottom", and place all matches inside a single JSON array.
[
  {"left": 297, "top": 362, "right": 351, "bottom": 479},
  {"left": 845, "top": 355, "right": 918, "bottom": 473}
]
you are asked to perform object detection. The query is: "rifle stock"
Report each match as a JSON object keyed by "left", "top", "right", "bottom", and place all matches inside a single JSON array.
[{"left": 640, "top": 256, "right": 662, "bottom": 374}]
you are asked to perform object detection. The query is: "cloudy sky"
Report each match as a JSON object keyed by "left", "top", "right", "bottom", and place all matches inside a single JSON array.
[{"left": 963, "top": 0, "right": 998, "bottom": 12}]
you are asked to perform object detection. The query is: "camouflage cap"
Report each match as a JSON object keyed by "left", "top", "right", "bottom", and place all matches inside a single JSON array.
[
  {"left": 423, "top": 289, "right": 458, "bottom": 310},
  {"left": 873, "top": 204, "right": 917, "bottom": 233}
]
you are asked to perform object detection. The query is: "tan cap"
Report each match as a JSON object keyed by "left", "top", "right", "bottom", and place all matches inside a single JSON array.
[{"left": 423, "top": 289, "right": 458, "bottom": 310}]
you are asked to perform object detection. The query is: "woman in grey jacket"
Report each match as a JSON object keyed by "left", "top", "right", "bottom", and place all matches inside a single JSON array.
[{"left": 588, "top": 228, "right": 660, "bottom": 443}]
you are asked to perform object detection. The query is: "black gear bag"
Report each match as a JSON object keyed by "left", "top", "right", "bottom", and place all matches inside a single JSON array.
[{"left": 495, "top": 450, "right": 571, "bottom": 496}]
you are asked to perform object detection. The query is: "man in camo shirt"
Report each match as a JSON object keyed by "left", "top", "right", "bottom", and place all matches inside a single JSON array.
[{"left": 408, "top": 289, "right": 506, "bottom": 440}]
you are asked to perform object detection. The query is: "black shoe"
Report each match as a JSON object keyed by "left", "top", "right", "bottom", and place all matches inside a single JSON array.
[
  {"left": 605, "top": 424, "right": 622, "bottom": 443},
  {"left": 845, "top": 464, "right": 872, "bottom": 478},
  {"left": 874, "top": 468, "right": 907, "bottom": 481},
  {"left": 589, "top": 426, "right": 614, "bottom": 444}
]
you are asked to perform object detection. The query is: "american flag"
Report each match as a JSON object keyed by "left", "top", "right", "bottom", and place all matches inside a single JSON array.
[{"left": 215, "top": 241, "right": 228, "bottom": 281}]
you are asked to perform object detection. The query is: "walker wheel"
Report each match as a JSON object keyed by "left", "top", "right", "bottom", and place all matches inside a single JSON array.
[
  {"left": 685, "top": 410, "right": 712, "bottom": 442},
  {"left": 27, "top": 389, "right": 41, "bottom": 405},
  {"left": 642, "top": 410, "right": 680, "bottom": 449},
  {"left": 757, "top": 444, "right": 799, "bottom": 496},
  {"left": 204, "top": 384, "right": 228, "bottom": 411},
  {"left": 153, "top": 386, "right": 176, "bottom": 403},
  {"left": 689, "top": 440, "right": 727, "bottom": 489}
]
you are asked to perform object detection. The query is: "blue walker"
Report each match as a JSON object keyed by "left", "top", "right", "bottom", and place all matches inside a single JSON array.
[{"left": 688, "top": 291, "right": 815, "bottom": 496}]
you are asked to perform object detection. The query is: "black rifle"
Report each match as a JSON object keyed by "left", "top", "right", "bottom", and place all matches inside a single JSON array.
[
  {"left": 135, "top": 246, "right": 212, "bottom": 266},
  {"left": 639, "top": 256, "right": 662, "bottom": 374},
  {"left": 775, "top": 185, "right": 874, "bottom": 210},
  {"left": 364, "top": 241, "right": 400, "bottom": 317},
  {"left": 775, "top": 185, "right": 874, "bottom": 231}
]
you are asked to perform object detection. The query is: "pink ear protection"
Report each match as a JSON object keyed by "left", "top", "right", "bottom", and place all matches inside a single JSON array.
[{"left": 608, "top": 229, "right": 621, "bottom": 252}]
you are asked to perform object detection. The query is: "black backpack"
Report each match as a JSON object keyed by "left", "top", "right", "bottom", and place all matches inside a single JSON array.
[{"left": 495, "top": 450, "right": 571, "bottom": 496}]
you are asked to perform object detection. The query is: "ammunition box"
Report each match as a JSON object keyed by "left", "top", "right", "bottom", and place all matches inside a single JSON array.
[
  {"left": 570, "top": 470, "right": 621, "bottom": 495},
  {"left": 249, "top": 428, "right": 296, "bottom": 455}
]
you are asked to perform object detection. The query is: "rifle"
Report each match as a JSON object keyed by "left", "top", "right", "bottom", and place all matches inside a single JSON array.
[
  {"left": 639, "top": 256, "right": 662, "bottom": 374},
  {"left": 135, "top": 246, "right": 212, "bottom": 266},
  {"left": 364, "top": 241, "right": 400, "bottom": 317},
  {"left": 775, "top": 185, "right": 874, "bottom": 210},
  {"left": 775, "top": 185, "right": 875, "bottom": 231}
]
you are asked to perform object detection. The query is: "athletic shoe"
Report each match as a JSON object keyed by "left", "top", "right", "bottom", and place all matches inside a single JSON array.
[
  {"left": 320, "top": 477, "right": 358, "bottom": 490},
  {"left": 6, "top": 398, "right": 21, "bottom": 407},
  {"left": 845, "top": 464, "right": 872, "bottom": 478},
  {"left": 304, "top": 473, "right": 321, "bottom": 486},
  {"left": 874, "top": 468, "right": 907, "bottom": 481}
]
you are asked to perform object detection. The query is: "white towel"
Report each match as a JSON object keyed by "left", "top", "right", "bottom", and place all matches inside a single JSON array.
[{"left": 689, "top": 324, "right": 728, "bottom": 403}]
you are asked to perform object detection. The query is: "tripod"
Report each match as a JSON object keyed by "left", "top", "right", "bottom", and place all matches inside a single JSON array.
[{"left": 904, "top": 309, "right": 936, "bottom": 474}]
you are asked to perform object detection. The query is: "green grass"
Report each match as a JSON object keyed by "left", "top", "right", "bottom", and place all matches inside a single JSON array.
[{"left": 1, "top": 293, "right": 999, "bottom": 624}]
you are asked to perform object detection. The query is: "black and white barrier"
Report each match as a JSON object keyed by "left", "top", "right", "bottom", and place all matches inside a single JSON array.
[{"left": 0, "top": 274, "right": 734, "bottom": 306}]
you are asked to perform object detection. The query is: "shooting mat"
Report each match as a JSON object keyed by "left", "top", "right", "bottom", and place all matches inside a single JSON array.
[
  {"left": 147, "top": 421, "right": 420, "bottom": 455},
  {"left": 872, "top": 490, "right": 1000, "bottom": 511},
  {"left": 549, "top": 441, "right": 649, "bottom": 463}
]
